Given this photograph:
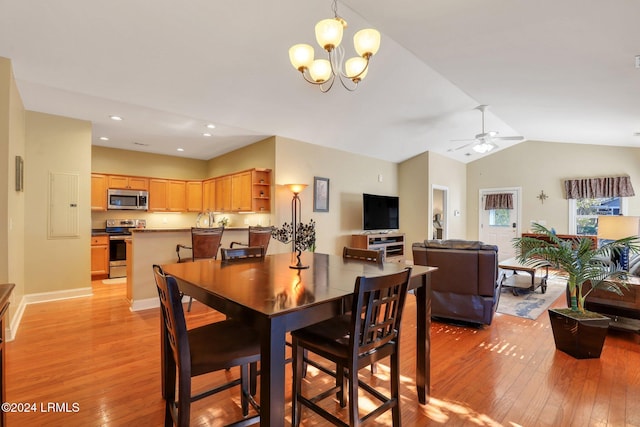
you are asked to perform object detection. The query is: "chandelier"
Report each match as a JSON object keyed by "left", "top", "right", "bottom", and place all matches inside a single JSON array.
[{"left": 288, "top": 0, "right": 381, "bottom": 92}]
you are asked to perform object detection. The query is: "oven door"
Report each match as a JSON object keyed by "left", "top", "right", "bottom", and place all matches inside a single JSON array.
[{"left": 109, "top": 236, "right": 128, "bottom": 278}]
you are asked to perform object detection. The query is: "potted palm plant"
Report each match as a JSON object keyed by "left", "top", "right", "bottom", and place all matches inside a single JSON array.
[{"left": 513, "top": 223, "right": 640, "bottom": 359}]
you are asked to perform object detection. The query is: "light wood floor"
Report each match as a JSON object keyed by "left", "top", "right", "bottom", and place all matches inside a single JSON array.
[{"left": 5, "top": 280, "right": 640, "bottom": 426}]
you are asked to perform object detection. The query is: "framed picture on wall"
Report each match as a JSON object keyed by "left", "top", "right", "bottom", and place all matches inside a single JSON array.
[{"left": 313, "top": 177, "right": 329, "bottom": 212}]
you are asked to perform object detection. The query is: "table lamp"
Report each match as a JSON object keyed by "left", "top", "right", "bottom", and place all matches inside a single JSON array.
[{"left": 597, "top": 215, "right": 640, "bottom": 270}]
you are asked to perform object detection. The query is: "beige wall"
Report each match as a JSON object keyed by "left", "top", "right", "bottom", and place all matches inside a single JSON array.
[
  {"left": 207, "top": 137, "right": 275, "bottom": 177},
  {"left": 25, "top": 111, "right": 92, "bottom": 293},
  {"left": 273, "top": 136, "right": 398, "bottom": 256},
  {"left": 466, "top": 140, "right": 640, "bottom": 238},
  {"left": 398, "top": 151, "right": 467, "bottom": 261},
  {"left": 0, "top": 57, "right": 26, "bottom": 327}
]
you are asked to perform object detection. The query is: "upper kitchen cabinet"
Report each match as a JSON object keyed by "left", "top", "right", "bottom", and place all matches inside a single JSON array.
[
  {"left": 215, "top": 175, "right": 232, "bottom": 212},
  {"left": 149, "top": 179, "right": 186, "bottom": 212},
  {"left": 186, "top": 181, "right": 203, "bottom": 212},
  {"left": 202, "top": 178, "right": 215, "bottom": 211},
  {"left": 108, "top": 175, "right": 149, "bottom": 190},
  {"left": 91, "top": 174, "right": 107, "bottom": 211},
  {"left": 231, "top": 170, "right": 252, "bottom": 211}
]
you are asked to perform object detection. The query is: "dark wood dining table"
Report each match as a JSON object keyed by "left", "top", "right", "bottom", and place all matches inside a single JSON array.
[{"left": 162, "top": 251, "right": 436, "bottom": 427}]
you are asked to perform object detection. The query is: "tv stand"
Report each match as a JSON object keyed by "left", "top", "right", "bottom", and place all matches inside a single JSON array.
[{"left": 351, "top": 232, "right": 405, "bottom": 263}]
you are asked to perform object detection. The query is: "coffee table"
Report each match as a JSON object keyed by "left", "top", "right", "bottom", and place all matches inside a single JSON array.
[{"left": 499, "top": 257, "right": 549, "bottom": 296}]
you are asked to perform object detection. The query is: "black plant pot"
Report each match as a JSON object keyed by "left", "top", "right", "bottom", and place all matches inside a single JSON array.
[{"left": 548, "top": 308, "right": 610, "bottom": 359}]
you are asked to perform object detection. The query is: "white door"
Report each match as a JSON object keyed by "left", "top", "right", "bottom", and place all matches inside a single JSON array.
[{"left": 479, "top": 188, "right": 520, "bottom": 261}]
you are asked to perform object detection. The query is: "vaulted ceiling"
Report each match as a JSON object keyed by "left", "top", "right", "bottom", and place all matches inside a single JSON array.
[{"left": 1, "top": 0, "right": 639, "bottom": 164}]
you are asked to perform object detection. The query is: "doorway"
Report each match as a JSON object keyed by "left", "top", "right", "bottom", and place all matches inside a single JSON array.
[
  {"left": 479, "top": 187, "right": 521, "bottom": 260},
  {"left": 431, "top": 185, "right": 448, "bottom": 240}
]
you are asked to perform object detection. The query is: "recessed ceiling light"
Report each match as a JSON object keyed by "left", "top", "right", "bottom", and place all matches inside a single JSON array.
[
  {"left": 203, "top": 132, "right": 212, "bottom": 137},
  {"left": 206, "top": 124, "right": 216, "bottom": 129},
  {"left": 99, "top": 136, "right": 109, "bottom": 141},
  {"left": 109, "top": 115, "right": 123, "bottom": 121},
  {"left": 177, "top": 148, "right": 185, "bottom": 152}
]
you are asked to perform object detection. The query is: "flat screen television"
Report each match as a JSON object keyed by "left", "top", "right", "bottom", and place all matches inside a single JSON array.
[{"left": 363, "top": 193, "right": 399, "bottom": 231}]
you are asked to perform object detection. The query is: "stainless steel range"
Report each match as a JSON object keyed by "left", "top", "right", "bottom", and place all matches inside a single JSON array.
[{"left": 105, "top": 219, "right": 146, "bottom": 279}]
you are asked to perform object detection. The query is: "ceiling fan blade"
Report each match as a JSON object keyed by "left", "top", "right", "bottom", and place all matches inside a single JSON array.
[
  {"left": 493, "top": 135, "right": 525, "bottom": 141},
  {"left": 449, "top": 138, "right": 476, "bottom": 143},
  {"left": 447, "top": 142, "right": 473, "bottom": 152}
]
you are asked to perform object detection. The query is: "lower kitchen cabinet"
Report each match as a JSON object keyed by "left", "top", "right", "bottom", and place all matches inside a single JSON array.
[{"left": 91, "top": 235, "right": 109, "bottom": 280}]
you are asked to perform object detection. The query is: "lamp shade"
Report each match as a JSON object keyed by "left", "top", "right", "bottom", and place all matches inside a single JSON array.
[
  {"left": 309, "top": 59, "right": 332, "bottom": 83},
  {"left": 315, "top": 18, "right": 343, "bottom": 51},
  {"left": 354, "top": 28, "right": 381, "bottom": 58},
  {"left": 345, "top": 57, "right": 368, "bottom": 82},
  {"left": 289, "top": 44, "right": 315, "bottom": 71},
  {"left": 286, "top": 184, "right": 308, "bottom": 195},
  {"left": 597, "top": 216, "right": 640, "bottom": 240}
]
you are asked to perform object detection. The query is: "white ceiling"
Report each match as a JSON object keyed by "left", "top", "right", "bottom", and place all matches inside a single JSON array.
[{"left": 1, "top": 0, "right": 639, "bottom": 164}]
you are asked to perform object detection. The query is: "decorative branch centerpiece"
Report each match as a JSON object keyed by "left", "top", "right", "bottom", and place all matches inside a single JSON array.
[{"left": 272, "top": 219, "right": 316, "bottom": 269}]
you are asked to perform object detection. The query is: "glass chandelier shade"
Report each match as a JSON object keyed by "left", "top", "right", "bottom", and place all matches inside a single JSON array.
[
  {"left": 472, "top": 142, "right": 497, "bottom": 153},
  {"left": 288, "top": 1, "right": 380, "bottom": 92}
]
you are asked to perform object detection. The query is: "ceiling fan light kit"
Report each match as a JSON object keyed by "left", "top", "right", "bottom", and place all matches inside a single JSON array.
[{"left": 288, "top": 0, "right": 380, "bottom": 92}]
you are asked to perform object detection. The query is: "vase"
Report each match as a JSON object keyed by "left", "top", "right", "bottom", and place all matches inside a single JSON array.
[{"left": 548, "top": 308, "right": 610, "bottom": 359}]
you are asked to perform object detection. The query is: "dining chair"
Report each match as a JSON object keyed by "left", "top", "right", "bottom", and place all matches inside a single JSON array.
[
  {"left": 342, "top": 247, "right": 384, "bottom": 264},
  {"left": 291, "top": 267, "right": 412, "bottom": 427},
  {"left": 176, "top": 227, "right": 224, "bottom": 311},
  {"left": 230, "top": 226, "right": 273, "bottom": 253},
  {"left": 342, "top": 246, "right": 384, "bottom": 374},
  {"left": 221, "top": 246, "right": 266, "bottom": 261},
  {"left": 152, "top": 265, "right": 260, "bottom": 427}
]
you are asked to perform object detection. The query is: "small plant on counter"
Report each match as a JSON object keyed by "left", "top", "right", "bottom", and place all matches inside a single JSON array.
[{"left": 217, "top": 217, "right": 229, "bottom": 227}]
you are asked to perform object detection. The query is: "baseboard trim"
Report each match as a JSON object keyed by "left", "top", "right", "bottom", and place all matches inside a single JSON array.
[
  {"left": 6, "top": 287, "right": 93, "bottom": 341},
  {"left": 130, "top": 297, "right": 159, "bottom": 312}
]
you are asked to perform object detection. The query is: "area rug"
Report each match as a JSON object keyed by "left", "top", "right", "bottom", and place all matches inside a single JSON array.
[
  {"left": 102, "top": 278, "right": 126, "bottom": 285},
  {"left": 496, "top": 275, "right": 567, "bottom": 320}
]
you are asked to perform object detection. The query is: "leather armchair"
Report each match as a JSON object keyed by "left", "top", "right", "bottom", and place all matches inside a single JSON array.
[{"left": 412, "top": 239, "right": 500, "bottom": 325}]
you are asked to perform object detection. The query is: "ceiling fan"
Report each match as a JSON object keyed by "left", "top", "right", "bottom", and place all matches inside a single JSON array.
[{"left": 448, "top": 105, "right": 525, "bottom": 153}]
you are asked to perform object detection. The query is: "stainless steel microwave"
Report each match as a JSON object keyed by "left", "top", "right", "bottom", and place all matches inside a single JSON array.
[{"left": 107, "top": 189, "right": 149, "bottom": 210}]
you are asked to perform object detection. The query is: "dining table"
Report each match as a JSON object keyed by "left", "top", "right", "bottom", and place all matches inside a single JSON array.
[{"left": 162, "top": 251, "right": 436, "bottom": 427}]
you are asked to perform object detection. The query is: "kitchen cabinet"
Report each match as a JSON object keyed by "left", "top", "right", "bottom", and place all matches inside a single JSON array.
[
  {"left": 215, "top": 175, "right": 232, "bottom": 212},
  {"left": 108, "top": 175, "right": 149, "bottom": 190},
  {"left": 202, "top": 178, "right": 215, "bottom": 211},
  {"left": 231, "top": 171, "right": 252, "bottom": 211},
  {"left": 91, "top": 174, "right": 107, "bottom": 211},
  {"left": 186, "top": 181, "right": 203, "bottom": 212},
  {"left": 91, "top": 235, "right": 109, "bottom": 279},
  {"left": 149, "top": 179, "right": 186, "bottom": 211}
]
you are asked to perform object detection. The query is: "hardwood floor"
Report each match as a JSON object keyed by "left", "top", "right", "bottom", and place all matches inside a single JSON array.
[{"left": 5, "top": 280, "right": 640, "bottom": 426}]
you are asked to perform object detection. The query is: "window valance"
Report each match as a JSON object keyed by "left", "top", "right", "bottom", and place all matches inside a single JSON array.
[
  {"left": 484, "top": 193, "right": 513, "bottom": 210},
  {"left": 563, "top": 176, "right": 635, "bottom": 199}
]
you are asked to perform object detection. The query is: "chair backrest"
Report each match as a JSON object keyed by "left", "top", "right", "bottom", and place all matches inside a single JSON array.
[
  {"left": 349, "top": 268, "right": 411, "bottom": 358},
  {"left": 343, "top": 247, "right": 384, "bottom": 264},
  {"left": 247, "top": 226, "right": 273, "bottom": 252},
  {"left": 152, "top": 265, "right": 189, "bottom": 373},
  {"left": 191, "top": 227, "right": 224, "bottom": 260},
  {"left": 221, "top": 246, "right": 265, "bottom": 261}
]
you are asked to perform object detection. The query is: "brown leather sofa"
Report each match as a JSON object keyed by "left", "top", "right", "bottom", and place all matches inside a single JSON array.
[{"left": 412, "top": 240, "right": 500, "bottom": 325}]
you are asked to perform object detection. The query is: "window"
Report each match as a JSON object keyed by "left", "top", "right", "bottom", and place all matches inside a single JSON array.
[
  {"left": 489, "top": 209, "right": 511, "bottom": 227},
  {"left": 569, "top": 197, "right": 627, "bottom": 235}
]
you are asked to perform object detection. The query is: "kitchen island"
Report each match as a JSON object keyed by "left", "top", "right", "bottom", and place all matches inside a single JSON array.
[{"left": 127, "top": 227, "right": 263, "bottom": 311}]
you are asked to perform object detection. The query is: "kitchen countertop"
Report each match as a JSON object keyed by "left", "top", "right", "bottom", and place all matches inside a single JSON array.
[{"left": 130, "top": 227, "right": 250, "bottom": 233}]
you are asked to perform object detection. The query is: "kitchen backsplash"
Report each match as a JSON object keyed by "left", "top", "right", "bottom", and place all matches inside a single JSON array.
[{"left": 91, "top": 211, "right": 272, "bottom": 230}]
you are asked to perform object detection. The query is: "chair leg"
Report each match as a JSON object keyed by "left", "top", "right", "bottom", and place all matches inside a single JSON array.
[
  {"left": 187, "top": 296, "right": 193, "bottom": 312},
  {"left": 177, "top": 371, "right": 191, "bottom": 427},
  {"left": 347, "top": 362, "right": 359, "bottom": 426},
  {"left": 391, "top": 352, "right": 401, "bottom": 426},
  {"left": 240, "top": 364, "right": 250, "bottom": 416},
  {"left": 292, "top": 339, "right": 304, "bottom": 427},
  {"left": 249, "top": 362, "right": 258, "bottom": 397},
  {"left": 336, "top": 363, "right": 347, "bottom": 408}
]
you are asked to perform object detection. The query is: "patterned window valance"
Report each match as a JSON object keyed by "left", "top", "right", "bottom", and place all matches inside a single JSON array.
[
  {"left": 484, "top": 193, "right": 513, "bottom": 210},
  {"left": 563, "top": 176, "right": 635, "bottom": 199}
]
